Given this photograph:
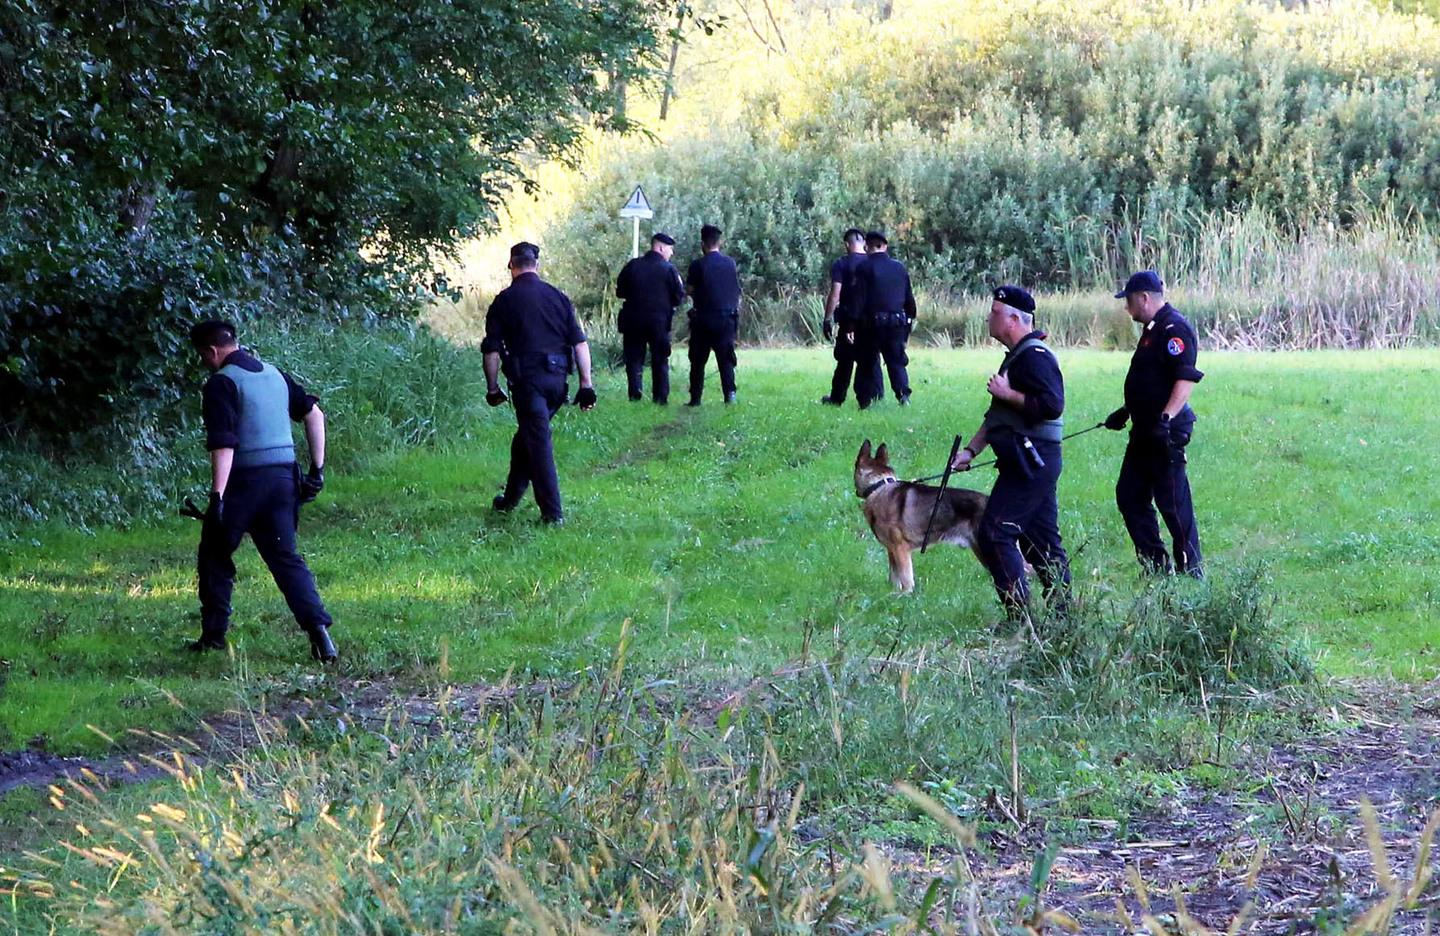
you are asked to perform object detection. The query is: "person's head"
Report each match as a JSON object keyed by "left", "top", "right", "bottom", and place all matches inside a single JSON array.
[
  {"left": 700, "top": 224, "right": 723, "bottom": 251},
  {"left": 650, "top": 232, "right": 676, "bottom": 260},
  {"left": 864, "top": 230, "right": 889, "bottom": 253},
  {"left": 987, "top": 286, "right": 1036, "bottom": 347},
  {"left": 843, "top": 227, "right": 865, "bottom": 252},
  {"left": 1115, "top": 271, "right": 1165, "bottom": 322},
  {"left": 508, "top": 241, "right": 540, "bottom": 279},
  {"left": 189, "top": 319, "right": 239, "bottom": 371}
]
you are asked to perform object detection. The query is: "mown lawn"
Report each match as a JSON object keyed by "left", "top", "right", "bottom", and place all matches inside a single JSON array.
[{"left": 4, "top": 348, "right": 1439, "bottom": 753}]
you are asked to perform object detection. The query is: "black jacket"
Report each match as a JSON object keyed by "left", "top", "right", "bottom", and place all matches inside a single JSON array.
[{"left": 616, "top": 250, "right": 684, "bottom": 330}]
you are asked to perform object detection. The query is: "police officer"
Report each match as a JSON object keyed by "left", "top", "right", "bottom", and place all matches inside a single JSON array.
[
  {"left": 188, "top": 320, "right": 337, "bottom": 662},
  {"left": 1103, "top": 271, "right": 1204, "bottom": 576},
  {"left": 483, "top": 242, "right": 597, "bottom": 525},
  {"left": 951, "top": 287, "right": 1071, "bottom": 616},
  {"left": 851, "top": 230, "right": 916, "bottom": 408},
  {"left": 616, "top": 232, "right": 684, "bottom": 404},
  {"left": 685, "top": 224, "right": 743, "bottom": 405},
  {"left": 820, "top": 227, "right": 882, "bottom": 406}
]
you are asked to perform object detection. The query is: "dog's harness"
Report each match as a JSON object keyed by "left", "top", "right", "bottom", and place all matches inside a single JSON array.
[{"left": 859, "top": 477, "right": 902, "bottom": 499}]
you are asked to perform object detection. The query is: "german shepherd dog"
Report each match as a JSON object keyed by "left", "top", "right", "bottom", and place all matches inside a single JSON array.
[{"left": 854, "top": 440, "right": 988, "bottom": 593}]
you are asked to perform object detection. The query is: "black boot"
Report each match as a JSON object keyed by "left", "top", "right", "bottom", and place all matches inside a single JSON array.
[
  {"left": 492, "top": 494, "right": 516, "bottom": 513},
  {"left": 308, "top": 625, "right": 338, "bottom": 663},
  {"left": 724, "top": 391, "right": 736, "bottom": 404},
  {"left": 186, "top": 633, "right": 227, "bottom": 653}
]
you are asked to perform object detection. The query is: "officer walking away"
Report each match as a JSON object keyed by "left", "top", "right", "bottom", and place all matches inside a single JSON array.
[
  {"left": 950, "top": 287, "right": 1071, "bottom": 618},
  {"left": 851, "top": 230, "right": 916, "bottom": 408},
  {"left": 685, "top": 224, "right": 743, "bottom": 405},
  {"left": 188, "top": 320, "right": 337, "bottom": 662},
  {"left": 483, "top": 242, "right": 598, "bottom": 525},
  {"left": 616, "top": 232, "right": 684, "bottom": 404},
  {"left": 820, "top": 227, "right": 882, "bottom": 406},
  {"left": 1103, "top": 271, "right": 1205, "bottom": 576}
]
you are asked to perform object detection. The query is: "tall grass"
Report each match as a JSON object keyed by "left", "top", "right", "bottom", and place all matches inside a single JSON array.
[{"left": 8, "top": 569, "right": 1366, "bottom": 932}]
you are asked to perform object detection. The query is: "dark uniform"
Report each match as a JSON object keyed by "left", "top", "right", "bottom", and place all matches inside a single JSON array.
[
  {"left": 482, "top": 271, "right": 587, "bottom": 522},
  {"left": 851, "top": 250, "right": 916, "bottom": 407},
  {"left": 1112, "top": 303, "right": 1205, "bottom": 575},
  {"left": 825, "top": 251, "right": 882, "bottom": 405},
  {"left": 976, "top": 327, "right": 1071, "bottom": 613},
  {"left": 198, "top": 349, "right": 333, "bottom": 651},
  {"left": 686, "top": 249, "right": 742, "bottom": 404},
  {"left": 616, "top": 249, "right": 684, "bottom": 403}
]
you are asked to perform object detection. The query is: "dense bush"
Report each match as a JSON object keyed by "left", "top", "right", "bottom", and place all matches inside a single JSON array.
[
  {"left": 0, "top": 0, "right": 667, "bottom": 436},
  {"left": 535, "top": 0, "right": 1440, "bottom": 305}
]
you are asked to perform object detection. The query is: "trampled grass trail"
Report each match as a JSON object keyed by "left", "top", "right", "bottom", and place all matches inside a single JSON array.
[{"left": 3, "top": 348, "right": 1439, "bottom": 752}]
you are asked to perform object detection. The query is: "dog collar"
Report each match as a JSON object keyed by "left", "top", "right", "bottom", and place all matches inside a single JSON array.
[{"left": 859, "top": 477, "right": 899, "bottom": 499}]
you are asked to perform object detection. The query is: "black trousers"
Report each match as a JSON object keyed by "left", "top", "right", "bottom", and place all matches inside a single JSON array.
[
  {"left": 197, "top": 464, "right": 332, "bottom": 638},
  {"left": 1116, "top": 421, "right": 1203, "bottom": 575},
  {"left": 855, "top": 320, "right": 911, "bottom": 406},
  {"left": 622, "top": 320, "right": 671, "bottom": 403},
  {"left": 688, "top": 311, "right": 738, "bottom": 401},
  {"left": 827, "top": 324, "right": 882, "bottom": 404},
  {"left": 976, "top": 439, "right": 1070, "bottom": 614},
  {"left": 502, "top": 373, "right": 569, "bottom": 521}
]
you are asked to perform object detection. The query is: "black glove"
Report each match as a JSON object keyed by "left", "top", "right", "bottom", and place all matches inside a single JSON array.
[
  {"left": 822, "top": 318, "right": 834, "bottom": 342},
  {"left": 486, "top": 387, "right": 509, "bottom": 407},
  {"left": 205, "top": 491, "right": 223, "bottom": 525},
  {"left": 574, "top": 386, "right": 597, "bottom": 410},
  {"left": 1149, "top": 413, "right": 1173, "bottom": 447},
  {"left": 1104, "top": 407, "right": 1129, "bottom": 431},
  {"left": 299, "top": 465, "right": 325, "bottom": 504}
]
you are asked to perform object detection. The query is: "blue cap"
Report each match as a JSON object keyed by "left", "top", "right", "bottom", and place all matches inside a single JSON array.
[
  {"left": 993, "top": 285, "right": 1035, "bottom": 314},
  {"left": 1115, "top": 270, "right": 1164, "bottom": 298}
]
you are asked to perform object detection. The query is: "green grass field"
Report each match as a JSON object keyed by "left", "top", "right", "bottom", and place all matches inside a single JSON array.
[{"left": 4, "top": 348, "right": 1439, "bottom": 753}]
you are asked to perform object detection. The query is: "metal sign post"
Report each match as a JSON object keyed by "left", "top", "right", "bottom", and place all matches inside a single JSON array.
[{"left": 617, "top": 185, "right": 654, "bottom": 258}]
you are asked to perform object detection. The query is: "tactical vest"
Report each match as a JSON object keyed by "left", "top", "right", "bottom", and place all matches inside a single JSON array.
[
  {"left": 981, "top": 336, "right": 1064, "bottom": 442},
  {"left": 218, "top": 361, "right": 296, "bottom": 467}
]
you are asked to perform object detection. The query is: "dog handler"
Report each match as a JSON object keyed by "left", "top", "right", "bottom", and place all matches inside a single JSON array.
[
  {"left": 951, "top": 286, "right": 1071, "bottom": 617},
  {"left": 1102, "top": 271, "right": 1205, "bottom": 576}
]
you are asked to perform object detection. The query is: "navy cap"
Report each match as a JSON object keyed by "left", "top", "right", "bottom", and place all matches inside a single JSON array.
[
  {"left": 864, "top": 229, "right": 888, "bottom": 246},
  {"left": 993, "top": 285, "right": 1035, "bottom": 315},
  {"left": 651, "top": 232, "right": 676, "bottom": 246},
  {"left": 1115, "top": 270, "right": 1164, "bottom": 298},
  {"left": 509, "top": 242, "right": 540, "bottom": 264}
]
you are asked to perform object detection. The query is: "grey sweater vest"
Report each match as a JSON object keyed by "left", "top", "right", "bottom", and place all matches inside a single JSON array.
[
  {"left": 982, "top": 336, "right": 1064, "bottom": 442},
  {"left": 219, "top": 361, "right": 296, "bottom": 467}
]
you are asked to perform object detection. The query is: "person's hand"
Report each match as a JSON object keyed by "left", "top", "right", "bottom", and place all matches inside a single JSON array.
[
  {"left": 299, "top": 465, "right": 325, "bottom": 504},
  {"left": 574, "top": 386, "right": 597, "bottom": 410},
  {"left": 205, "top": 491, "right": 223, "bottom": 525},
  {"left": 822, "top": 318, "right": 834, "bottom": 342},
  {"left": 950, "top": 447, "right": 975, "bottom": 472},
  {"left": 843, "top": 331, "right": 855, "bottom": 345},
  {"left": 1104, "top": 407, "right": 1129, "bottom": 431},
  {"left": 1149, "top": 413, "right": 1173, "bottom": 447},
  {"left": 485, "top": 387, "right": 508, "bottom": 407},
  {"left": 986, "top": 372, "right": 1015, "bottom": 403}
]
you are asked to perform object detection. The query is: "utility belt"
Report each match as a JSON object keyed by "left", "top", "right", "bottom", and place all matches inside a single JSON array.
[
  {"left": 872, "top": 310, "right": 910, "bottom": 327},
  {"left": 504, "top": 351, "right": 571, "bottom": 383}
]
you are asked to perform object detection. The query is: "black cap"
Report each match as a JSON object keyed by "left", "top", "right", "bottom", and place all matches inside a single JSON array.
[
  {"left": 509, "top": 242, "right": 540, "bottom": 265},
  {"left": 651, "top": 232, "right": 675, "bottom": 246},
  {"left": 1115, "top": 270, "right": 1164, "bottom": 298},
  {"left": 993, "top": 285, "right": 1035, "bottom": 315},
  {"left": 864, "top": 230, "right": 888, "bottom": 246}
]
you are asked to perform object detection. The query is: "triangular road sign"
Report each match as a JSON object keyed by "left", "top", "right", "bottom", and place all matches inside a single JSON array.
[{"left": 618, "top": 185, "right": 654, "bottom": 219}]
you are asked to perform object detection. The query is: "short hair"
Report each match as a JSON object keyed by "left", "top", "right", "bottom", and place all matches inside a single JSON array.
[
  {"left": 843, "top": 227, "right": 865, "bottom": 244},
  {"left": 190, "top": 320, "right": 237, "bottom": 349},
  {"left": 864, "top": 230, "right": 888, "bottom": 248},
  {"left": 509, "top": 242, "right": 540, "bottom": 269},
  {"left": 700, "top": 224, "right": 722, "bottom": 248}
]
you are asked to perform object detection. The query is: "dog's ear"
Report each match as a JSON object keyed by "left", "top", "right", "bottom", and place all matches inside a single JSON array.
[
  {"left": 858, "top": 439, "right": 872, "bottom": 460},
  {"left": 875, "top": 443, "right": 889, "bottom": 464}
]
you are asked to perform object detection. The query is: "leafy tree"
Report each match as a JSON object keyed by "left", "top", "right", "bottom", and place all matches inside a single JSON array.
[{"left": 0, "top": 0, "right": 666, "bottom": 435}]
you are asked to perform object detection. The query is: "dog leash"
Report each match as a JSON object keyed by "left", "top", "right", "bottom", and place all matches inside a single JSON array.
[{"left": 908, "top": 421, "right": 1106, "bottom": 482}]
